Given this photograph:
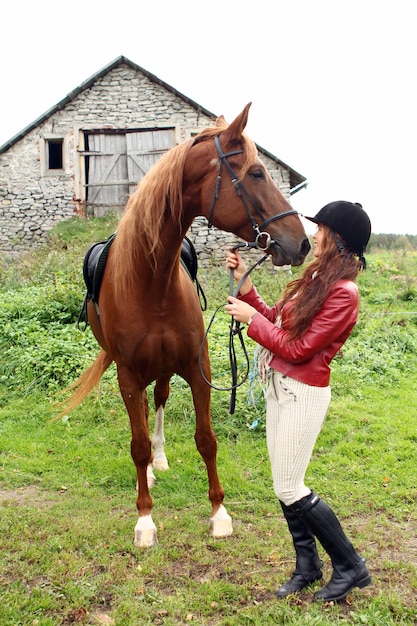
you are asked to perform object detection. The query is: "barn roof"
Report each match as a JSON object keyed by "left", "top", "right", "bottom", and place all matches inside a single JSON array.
[{"left": 0, "top": 55, "right": 306, "bottom": 191}]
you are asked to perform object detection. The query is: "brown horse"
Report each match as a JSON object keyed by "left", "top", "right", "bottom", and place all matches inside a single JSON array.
[{"left": 62, "top": 103, "right": 310, "bottom": 547}]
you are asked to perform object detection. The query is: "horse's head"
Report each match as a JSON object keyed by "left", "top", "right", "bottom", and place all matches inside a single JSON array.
[{"left": 185, "top": 103, "right": 311, "bottom": 266}]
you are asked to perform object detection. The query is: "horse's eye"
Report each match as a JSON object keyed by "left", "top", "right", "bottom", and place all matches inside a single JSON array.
[{"left": 250, "top": 169, "right": 265, "bottom": 180}]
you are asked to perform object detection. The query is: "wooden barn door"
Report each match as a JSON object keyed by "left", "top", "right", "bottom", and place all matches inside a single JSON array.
[
  {"left": 86, "top": 133, "right": 128, "bottom": 213},
  {"left": 85, "top": 129, "right": 175, "bottom": 216},
  {"left": 126, "top": 129, "right": 175, "bottom": 196}
]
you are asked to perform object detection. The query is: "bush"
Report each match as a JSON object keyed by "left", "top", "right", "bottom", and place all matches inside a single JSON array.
[{"left": 1, "top": 217, "right": 417, "bottom": 408}]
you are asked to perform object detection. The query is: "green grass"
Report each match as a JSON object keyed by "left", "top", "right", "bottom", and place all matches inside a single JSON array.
[{"left": 0, "top": 219, "right": 417, "bottom": 624}]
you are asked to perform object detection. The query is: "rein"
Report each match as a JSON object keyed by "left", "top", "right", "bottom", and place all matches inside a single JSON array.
[
  {"left": 199, "top": 134, "right": 298, "bottom": 414},
  {"left": 227, "top": 246, "right": 269, "bottom": 414},
  {"left": 198, "top": 246, "right": 268, "bottom": 414}
]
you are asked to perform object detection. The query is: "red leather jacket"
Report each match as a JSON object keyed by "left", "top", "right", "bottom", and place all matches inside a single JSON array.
[{"left": 240, "top": 280, "right": 359, "bottom": 387}]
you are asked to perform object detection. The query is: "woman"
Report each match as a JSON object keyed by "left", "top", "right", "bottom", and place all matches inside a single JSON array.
[{"left": 225, "top": 201, "right": 372, "bottom": 602}]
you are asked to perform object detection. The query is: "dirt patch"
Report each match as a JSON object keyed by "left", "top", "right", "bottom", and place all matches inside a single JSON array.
[
  {"left": 1, "top": 487, "right": 416, "bottom": 621},
  {"left": 0, "top": 484, "right": 57, "bottom": 507},
  {"left": 145, "top": 514, "right": 417, "bottom": 617}
]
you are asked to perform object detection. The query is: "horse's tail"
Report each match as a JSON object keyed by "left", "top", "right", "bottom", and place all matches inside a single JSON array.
[{"left": 54, "top": 350, "right": 113, "bottom": 420}]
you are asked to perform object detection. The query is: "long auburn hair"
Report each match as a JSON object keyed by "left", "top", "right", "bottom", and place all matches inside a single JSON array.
[{"left": 279, "top": 225, "right": 364, "bottom": 340}]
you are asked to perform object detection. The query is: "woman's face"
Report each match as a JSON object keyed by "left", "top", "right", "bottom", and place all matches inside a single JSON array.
[{"left": 312, "top": 225, "right": 324, "bottom": 257}]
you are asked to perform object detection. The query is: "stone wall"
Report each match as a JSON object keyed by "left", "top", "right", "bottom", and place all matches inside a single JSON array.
[
  {"left": 0, "top": 62, "right": 291, "bottom": 258},
  {"left": 187, "top": 217, "right": 239, "bottom": 266}
]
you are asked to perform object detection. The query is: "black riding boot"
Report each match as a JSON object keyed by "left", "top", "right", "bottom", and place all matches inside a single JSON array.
[
  {"left": 290, "top": 491, "right": 371, "bottom": 602},
  {"left": 275, "top": 500, "right": 323, "bottom": 598}
]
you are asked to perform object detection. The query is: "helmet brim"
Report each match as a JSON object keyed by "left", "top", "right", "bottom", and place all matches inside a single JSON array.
[{"left": 304, "top": 215, "right": 320, "bottom": 224}]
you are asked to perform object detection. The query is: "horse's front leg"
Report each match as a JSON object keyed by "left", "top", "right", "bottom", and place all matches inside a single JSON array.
[
  {"left": 188, "top": 353, "right": 233, "bottom": 539},
  {"left": 118, "top": 366, "right": 157, "bottom": 547}
]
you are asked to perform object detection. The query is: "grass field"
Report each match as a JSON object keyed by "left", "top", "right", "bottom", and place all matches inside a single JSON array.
[{"left": 1, "top": 218, "right": 416, "bottom": 625}]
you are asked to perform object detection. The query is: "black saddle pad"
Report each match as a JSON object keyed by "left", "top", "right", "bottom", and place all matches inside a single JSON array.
[
  {"left": 83, "top": 233, "right": 116, "bottom": 304},
  {"left": 82, "top": 234, "right": 200, "bottom": 305},
  {"left": 181, "top": 235, "right": 198, "bottom": 282}
]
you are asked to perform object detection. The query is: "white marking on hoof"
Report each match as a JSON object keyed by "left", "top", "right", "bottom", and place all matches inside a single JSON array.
[
  {"left": 146, "top": 464, "right": 157, "bottom": 488},
  {"left": 210, "top": 504, "right": 233, "bottom": 538},
  {"left": 152, "top": 453, "right": 169, "bottom": 472},
  {"left": 134, "top": 514, "right": 158, "bottom": 547}
]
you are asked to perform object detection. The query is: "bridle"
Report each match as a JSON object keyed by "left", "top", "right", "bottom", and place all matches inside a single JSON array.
[
  {"left": 207, "top": 135, "right": 298, "bottom": 251},
  {"left": 199, "top": 135, "right": 299, "bottom": 414}
]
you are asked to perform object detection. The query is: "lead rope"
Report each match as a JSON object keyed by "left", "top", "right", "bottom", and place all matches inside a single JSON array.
[
  {"left": 228, "top": 246, "right": 268, "bottom": 413},
  {"left": 198, "top": 246, "right": 268, "bottom": 414}
]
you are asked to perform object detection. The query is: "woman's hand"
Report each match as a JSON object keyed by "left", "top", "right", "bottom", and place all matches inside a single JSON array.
[
  {"left": 225, "top": 296, "right": 257, "bottom": 324},
  {"left": 226, "top": 249, "right": 253, "bottom": 295}
]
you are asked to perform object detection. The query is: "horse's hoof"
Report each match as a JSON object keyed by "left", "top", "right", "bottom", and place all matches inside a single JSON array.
[
  {"left": 134, "top": 515, "right": 158, "bottom": 547},
  {"left": 210, "top": 504, "right": 233, "bottom": 538},
  {"left": 152, "top": 458, "right": 169, "bottom": 471},
  {"left": 134, "top": 528, "right": 158, "bottom": 547}
]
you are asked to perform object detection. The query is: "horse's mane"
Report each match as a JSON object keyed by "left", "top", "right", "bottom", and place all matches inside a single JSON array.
[{"left": 110, "top": 120, "right": 257, "bottom": 293}]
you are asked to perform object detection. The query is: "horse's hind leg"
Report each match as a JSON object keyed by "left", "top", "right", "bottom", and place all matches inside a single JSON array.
[
  {"left": 152, "top": 376, "right": 170, "bottom": 471},
  {"left": 146, "top": 376, "right": 170, "bottom": 487},
  {"left": 188, "top": 355, "right": 232, "bottom": 539}
]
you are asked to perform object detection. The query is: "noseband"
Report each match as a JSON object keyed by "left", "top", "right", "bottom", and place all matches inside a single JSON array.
[{"left": 207, "top": 135, "right": 298, "bottom": 250}]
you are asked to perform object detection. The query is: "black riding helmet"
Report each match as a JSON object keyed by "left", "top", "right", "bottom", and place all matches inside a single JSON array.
[{"left": 305, "top": 201, "right": 371, "bottom": 261}]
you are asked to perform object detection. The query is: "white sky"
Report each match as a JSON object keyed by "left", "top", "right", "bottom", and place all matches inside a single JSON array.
[{"left": 1, "top": 0, "right": 416, "bottom": 235}]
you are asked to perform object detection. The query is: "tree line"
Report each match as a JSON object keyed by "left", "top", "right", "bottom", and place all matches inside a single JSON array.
[{"left": 368, "top": 233, "right": 417, "bottom": 251}]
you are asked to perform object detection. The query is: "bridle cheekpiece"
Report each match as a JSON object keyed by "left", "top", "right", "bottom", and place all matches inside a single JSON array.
[{"left": 207, "top": 135, "right": 298, "bottom": 251}]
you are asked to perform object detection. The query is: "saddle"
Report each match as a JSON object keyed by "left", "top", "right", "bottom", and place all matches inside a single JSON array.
[{"left": 78, "top": 234, "right": 206, "bottom": 329}]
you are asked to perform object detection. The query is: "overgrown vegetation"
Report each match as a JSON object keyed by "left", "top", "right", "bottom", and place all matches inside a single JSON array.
[
  {"left": 1, "top": 217, "right": 416, "bottom": 625},
  {"left": 369, "top": 232, "right": 417, "bottom": 251}
]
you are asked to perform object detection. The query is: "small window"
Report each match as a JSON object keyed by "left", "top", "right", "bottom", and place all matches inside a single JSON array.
[{"left": 47, "top": 139, "right": 63, "bottom": 169}]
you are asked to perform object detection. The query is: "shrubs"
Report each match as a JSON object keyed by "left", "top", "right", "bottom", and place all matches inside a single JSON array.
[
  {"left": 1, "top": 220, "right": 417, "bottom": 404},
  {"left": 0, "top": 284, "right": 98, "bottom": 392},
  {"left": 332, "top": 316, "right": 417, "bottom": 393}
]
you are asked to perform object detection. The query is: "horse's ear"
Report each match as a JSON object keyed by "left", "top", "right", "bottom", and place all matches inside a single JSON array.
[
  {"left": 216, "top": 114, "right": 226, "bottom": 126},
  {"left": 223, "top": 103, "right": 252, "bottom": 141}
]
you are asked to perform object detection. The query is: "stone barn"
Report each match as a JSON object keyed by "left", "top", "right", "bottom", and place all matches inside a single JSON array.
[{"left": 0, "top": 55, "right": 306, "bottom": 260}]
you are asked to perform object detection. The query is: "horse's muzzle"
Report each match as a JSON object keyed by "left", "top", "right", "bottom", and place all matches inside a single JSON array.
[{"left": 269, "top": 237, "right": 311, "bottom": 267}]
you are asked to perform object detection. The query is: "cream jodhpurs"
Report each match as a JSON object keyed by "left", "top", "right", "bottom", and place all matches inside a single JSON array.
[{"left": 266, "top": 371, "right": 331, "bottom": 506}]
